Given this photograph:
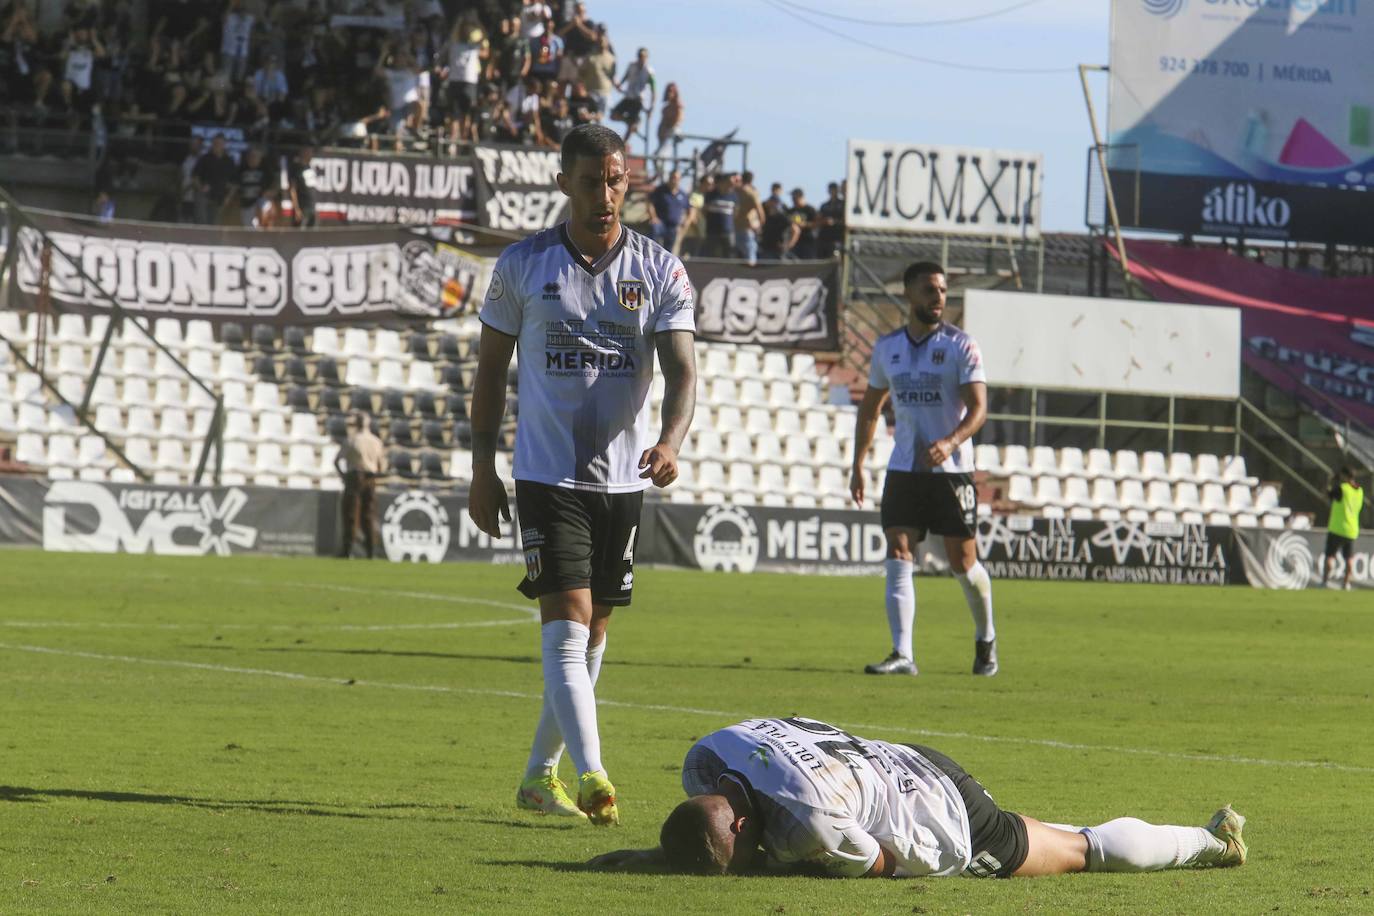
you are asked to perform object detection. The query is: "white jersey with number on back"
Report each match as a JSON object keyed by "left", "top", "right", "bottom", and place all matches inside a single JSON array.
[
  {"left": 480, "top": 223, "right": 696, "bottom": 492},
  {"left": 681, "top": 717, "right": 972, "bottom": 878},
  {"left": 867, "top": 323, "right": 986, "bottom": 474}
]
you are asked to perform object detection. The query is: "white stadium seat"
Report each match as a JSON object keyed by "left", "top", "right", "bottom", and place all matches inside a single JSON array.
[
  {"left": 739, "top": 379, "right": 769, "bottom": 407},
  {"left": 218, "top": 349, "right": 254, "bottom": 382},
  {"left": 15, "top": 432, "right": 45, "bottom": 466},
  {"left": 1167, "top": 452, "right": 1196, "bottom": 483},
  {"left": 154, "top": 317, "right": 186, "bottom": 352},
  {"left": 1027, "top": 476, "right": 1062, "bottom": 508},
  {"left": 1200, "top": 484, "right": 1229, "bottom": 513},
  {"left": 813, "top": 437, "right": 845, "bottom": 468},
  {"left": 344, "top": 358, "right": 375, "bottom": 387},
  {"left": 1226, "top": 485, "right": 1254, "bottom": 514},
  {"left": 1112, "top": 450, "right": 1141, "bottom": 480},
  {"left": 773, "top": 409, "right": 802, "bottom": 436},
  {"left": 407, "top": 360, "right": 441, "bottom": 390},
  {"left": 724, "top": 431, "right": 753, "bottom": 462},
  {"left": 974, "top": 444, "right": 1001, "bottom": 474},
  {"left": 1173, "top": 482, "right": 1202, "bottom": 513},
  {"left": 124, "top": 437, "right": 155, "bottom": 470},
  {"left": 1030, "top": 446, "right": 1059, "bottom": 477},
  {"left": 754, "top": 432, "right": 785, "bottom": 464},
  {"left": 761, "top": 351, "right": 790, "bottom": 380},
  {"left": 342, "top": 328, "right": 372, "bottom": 359},
  {"left": 726, "top": 461, "right": 756, "bottom": 501},
  {"left": 252, "top": 382, "right": 287, "bottom": 415},
  {"left": 1090, "top": 478, "right": 1120, "bottom": 509},
  {"left": 78, "top": 435, "right": 110, "bottom": 468},
  {"left": 757, "top": 464, "right": 787, "bottom": 504},
  {"left": 376, "top": 359, "right": 406, "bottom": 388},
  {"left": 1146, "top": 480, "right": 1174, "bottom": 511},
  {"left": 184, "top": 320, "right": 215, "bottom": 350},
  {"left": 374, "top": 329, "right": 404, "bottom": 360},
  {"left": 155, "top": 439, "right": 190, "bottom": 473},
  {"left": 1118, "top": 479, "right": 1148, "bottom": 511},
  {"left": 255, "top": 412, "right": 290, "bottom": 444},
  {"left": 1058, "top": 447, "right": 1086, "bottom": 478},
  {"left": 1221, "top": 455, "right": 1258, "bottom": 487},
  {"left": 1061, "top": 476, "right": 1091, "bottom": 508},
  {"left": 745, "top": 408, "right": 774, "bottom": 435},
  {"left": 126, "top": 406, "right": 159, "bottom": 438},
  {"left": 1001, "top": 445, "right": 1030, "bottom": 475},
  {"left": 1006, "top": 474, "right": 1034, "bottom": 504},
  {"left": 737, "top": 349, "right": 765, "bottom": 378},
  {"left": 311, "top": 326, "right": 342, "bottom": 356},
  {"left": 1254, "top": 484, "right": 1289, "bottom": 517},
  {"left": 1193, "top": 453, "right": 1224, "bottom": 485},
  {"left": 1140, "top": 451, "right": 1168, "bottom": 481}
]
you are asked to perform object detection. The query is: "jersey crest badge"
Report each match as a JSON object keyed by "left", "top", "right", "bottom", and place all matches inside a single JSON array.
[
  {"left": 524, "top": 547, "right": 542, "bottom": 581},
  {"left": 931, "top": 348, "right": 946, "bottom": 366},
  {"left": 617, "top": 279, "right": 646, "bottom": 311}
]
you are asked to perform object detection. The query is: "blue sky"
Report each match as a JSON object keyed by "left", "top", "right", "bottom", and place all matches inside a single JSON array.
[{"left": 600, "top": 0, "right": 1112, "bottom": 232}]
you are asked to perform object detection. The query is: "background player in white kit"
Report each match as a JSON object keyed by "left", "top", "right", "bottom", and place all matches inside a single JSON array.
[
  {"left": 850, "top": 262, "right": 997, "bottom": 677},
  {"left": 468, "top": 124, "right": 697, "bottom": 825},
  {"left": 587, "top": 716, "right": 1248, "bottom": 879}
]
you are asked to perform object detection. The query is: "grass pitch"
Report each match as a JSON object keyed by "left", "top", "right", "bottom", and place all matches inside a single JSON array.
[{"left": 1, "top": 552, "right": 1371, "bottom": 914}]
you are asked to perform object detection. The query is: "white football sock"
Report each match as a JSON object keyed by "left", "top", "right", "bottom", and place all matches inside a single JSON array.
[
  {"left": 884, "top": 558, "right": 915, "bottom": 659},
  {"left": 1082, "top": 818, "right": 1226, "bottom": 872},
  {"left": 524, "top": 636, "right": 608, "bottom": 780},
  {"left": 956, "top": 561, "right": 996, "bottom": 642},
  {"left": 533, "top": 620, "right": 603, "bottom": 777}
]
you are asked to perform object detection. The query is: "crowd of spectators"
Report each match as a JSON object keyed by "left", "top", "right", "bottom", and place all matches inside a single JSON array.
[
  {"left": 648, "top": 170, "right": 847, "bottom": 263},
  {"left": 0, "top": 0, "right": 679, "bottom": 224}
]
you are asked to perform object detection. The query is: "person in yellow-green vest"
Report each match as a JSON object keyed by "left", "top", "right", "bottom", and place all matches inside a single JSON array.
[{"left": 1323, "top": 466, "right": 1364, "bottom": 590}]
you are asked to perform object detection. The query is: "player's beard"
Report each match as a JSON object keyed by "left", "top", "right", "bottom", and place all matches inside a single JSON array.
[{"left": 912, "top": 303, "right": 942, "bottom": 326}]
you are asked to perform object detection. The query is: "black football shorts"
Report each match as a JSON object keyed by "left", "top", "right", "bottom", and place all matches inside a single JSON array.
[
  {"left": 514, "top": 480, "right": 643, "bottom": 606},
  {"left": 1324, "top": 531, "right": 1354, "bottom": 560},
  {"left": 880, "top": 470, "right": 977, "bottom": 539},
  {"left": 906, "top": 743, "right": 1029, "bottom": 879}
]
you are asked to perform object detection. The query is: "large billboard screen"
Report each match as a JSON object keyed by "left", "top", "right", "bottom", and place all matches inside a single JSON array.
[{"left": 1107, "top": 0, "right": 1374, "bottom": 244}]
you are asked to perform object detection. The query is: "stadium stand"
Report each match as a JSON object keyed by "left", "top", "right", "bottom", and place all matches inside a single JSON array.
[{"left": 0, "top": 306, "right": 1317, "bottom": 530}]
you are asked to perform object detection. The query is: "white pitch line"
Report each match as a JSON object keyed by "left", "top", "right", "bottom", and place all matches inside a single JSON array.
[
  {"left": 2, "top": 642, "right": 1371, "bottom": 776},
  {"left": 0, "top": 580, "right": 541, "bottom": 632},
  {"left": 223, "top": 578, "right": 534, "bottom": 612}
]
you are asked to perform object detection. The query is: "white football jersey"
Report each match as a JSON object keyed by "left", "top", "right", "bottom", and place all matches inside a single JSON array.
[
  {"left": 480, "top": 223, "right": 696, "bottom": 492},
  {"left": 868, "top": 323, "right": 986, "bottom": 474},
  {"left": 681, "top": 717, "right": 972, "bottom": 878}
]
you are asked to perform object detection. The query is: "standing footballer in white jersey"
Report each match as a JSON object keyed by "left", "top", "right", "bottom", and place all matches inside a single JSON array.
[
  {"left": 586, "top": 716, "right": 1248, "bottom": 878},
  {"left": 468, "top": 124, "right": 697, "bottom": 826},
  {"left": 851, "top": 262, "right": 997, "bottom": 677}
]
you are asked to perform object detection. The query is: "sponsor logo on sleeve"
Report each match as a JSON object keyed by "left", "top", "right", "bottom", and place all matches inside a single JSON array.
[{"left": 487, "top": 270, "right": 505, "bottom": 300}]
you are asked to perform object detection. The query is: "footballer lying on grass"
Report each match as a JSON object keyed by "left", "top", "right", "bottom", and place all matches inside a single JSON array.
[{"left": 586, "top": 717, "right": 1247, "bottom": 878}]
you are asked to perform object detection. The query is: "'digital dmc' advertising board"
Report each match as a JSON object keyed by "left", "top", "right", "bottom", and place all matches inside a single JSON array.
[{"left": 1107, "top": 0, "right": 1374, "bottom": 244}]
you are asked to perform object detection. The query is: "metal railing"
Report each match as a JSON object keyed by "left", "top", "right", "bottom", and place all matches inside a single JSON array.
[{"left": 0, "top": 185, "right": 224, "bottom": 484}]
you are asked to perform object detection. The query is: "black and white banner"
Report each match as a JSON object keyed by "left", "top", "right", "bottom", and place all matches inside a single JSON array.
[
  {"left": 311, "top": 150, "right": 477, "bottom": 226},
  {"left": 686, "top": 259, "right": 841, "bottom": 351},
  {"left": 4, "top": 210, "right": 471, "bottom": 326},
  {"left": 472, "top": 144, "right": 569, "bottom": 232},
  {"left": 1234, "top": 527, "right": 1374, "bottom": 590},
  {"left": 0, "top": 478, "right": 321, "bottom": 556},
  {"left": 0, "top": 475, "right": 1309, "bottom": 591},
  {"left": 975, "top": 515, "right": 1241, "bottom": 586},
  {"left": 641, "top": 502, "right": 888, "bottom": 576},
  {"left": 845, "top": 140, "right": 1042, "bottom": 239}
]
